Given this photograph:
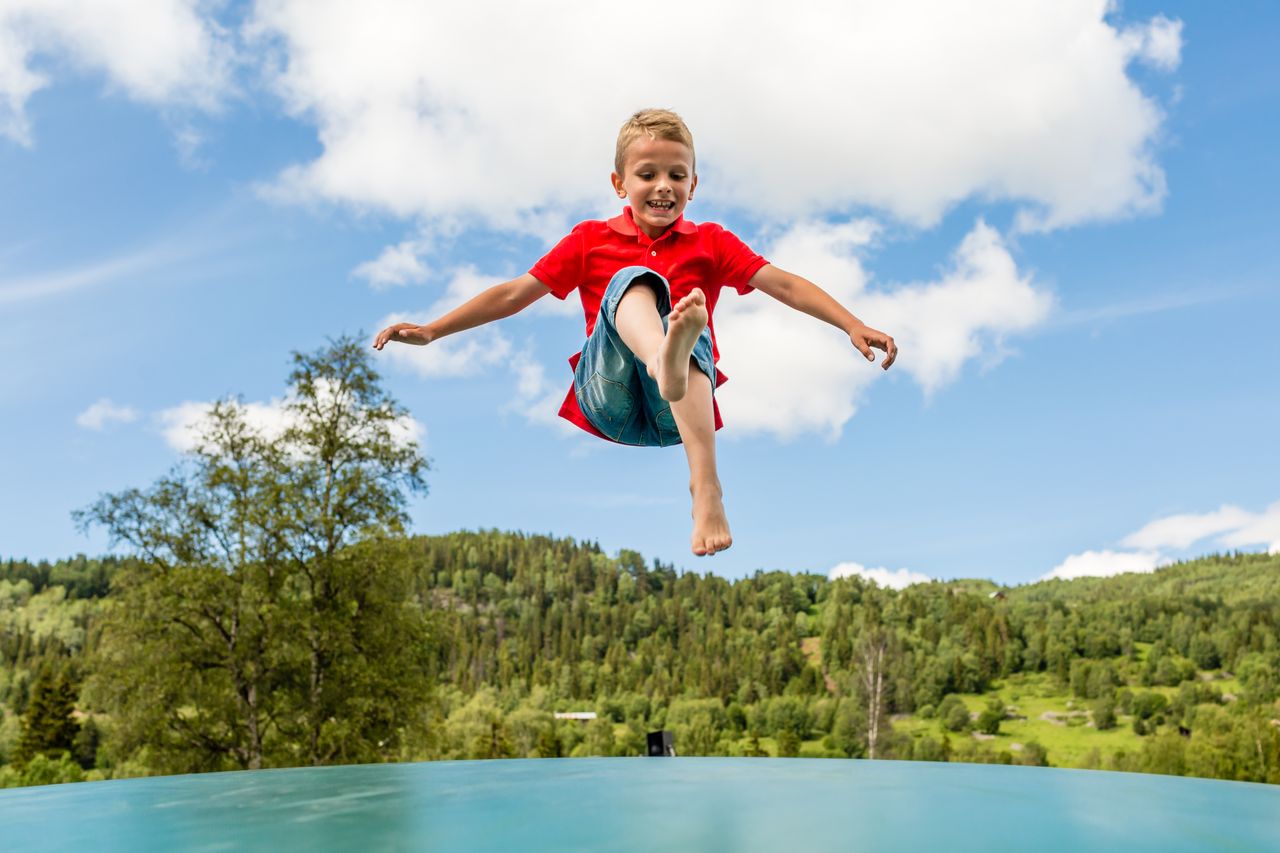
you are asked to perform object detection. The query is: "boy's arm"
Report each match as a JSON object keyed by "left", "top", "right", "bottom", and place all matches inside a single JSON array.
[
  {"left": 372, "top": 273, "right": 551, "bottom": 350},
  {"left": 746, "top": 264, "right": 897, "bottom": 369}
]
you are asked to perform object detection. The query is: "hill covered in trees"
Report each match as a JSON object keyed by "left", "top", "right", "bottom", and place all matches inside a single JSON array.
[{"left": 3, "top": 537, "right": 1278, "bottom": 787}]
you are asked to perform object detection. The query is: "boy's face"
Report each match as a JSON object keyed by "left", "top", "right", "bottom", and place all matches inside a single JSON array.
[{"left": 611, "top": 137, "right": 697, "bottom": 239}]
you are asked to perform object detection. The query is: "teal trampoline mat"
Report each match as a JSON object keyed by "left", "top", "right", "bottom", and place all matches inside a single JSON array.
[{"left": 2, "top": 758, "right": 1278, "bottom": 851}]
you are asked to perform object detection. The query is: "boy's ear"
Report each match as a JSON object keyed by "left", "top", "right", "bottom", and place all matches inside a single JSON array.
[
  {"left": 611, "top": 171, "right": 626, "bottom": 198},
  {"left": 690, "top": 172, "right": 698, "bottom": 200}
]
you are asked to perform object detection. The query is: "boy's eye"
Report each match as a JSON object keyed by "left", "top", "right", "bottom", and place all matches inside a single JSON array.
[{"left": 638, "top": 173, "right": 654, "bottom": 180}]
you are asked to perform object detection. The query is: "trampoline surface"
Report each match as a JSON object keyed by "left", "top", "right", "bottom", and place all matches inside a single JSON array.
[{"left": 2, "top": 757, "right": 1278, "bottom": 851}]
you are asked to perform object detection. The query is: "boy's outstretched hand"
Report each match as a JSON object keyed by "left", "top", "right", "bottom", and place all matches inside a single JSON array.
[
  {"left": 372, "top": 323, "right": 432, "bottom": 350},
  {"left": 849, "top": 323, "right": 897, "bottom": 369}
]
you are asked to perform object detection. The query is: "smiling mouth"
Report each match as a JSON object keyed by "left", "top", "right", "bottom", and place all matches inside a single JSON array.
[{"left": 646, "top": 200, "right": 675, "bottom": 212}]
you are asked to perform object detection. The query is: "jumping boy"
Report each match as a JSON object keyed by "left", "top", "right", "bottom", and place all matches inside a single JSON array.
[{"left": 373, "top": 109, "right": 897, "bottom": 558}]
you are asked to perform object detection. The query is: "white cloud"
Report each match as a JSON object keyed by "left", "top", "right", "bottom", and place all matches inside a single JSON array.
[
  {"left": 1123, "top": 15, "right": 1183, "bottom": 72},
  {"left": 0, "top": 0, "right": 233, "bottom": 146},
  {"left": 374, "top": 265, "right": 516, "bottom": 379},
  {"left": 1122, "top": 501, "right": 1280, "bottom": 556},
  {"left": 864, "top": 220, "right": 1054, "bottom": 395},
  {"left": 829, "top": 561, "right": 933, "bottom": 590},
  {"left": 157, "top": 397, "right": 293, "bottom": 453},
  {"left": 1041, "top": 549, "right": 1170, "bottom": 581},
  {"left": 157, "top": 382, "right": 424, "bottom": 454},
  {"left": 1121, "top": 505, "right": 1255, "bottom": 551},
  {"left": 353, "top": 238, "right": 431, "bottom": 289},
  {"left": 714, "top": 218, "right": 877, "bottom": 440},
  {"left": 1042, "top": 501, "right": 1280, "bottom": 582},
  {"left": 503, "top": 348, "right": 580, "bottom": 436},
  {"left": 75, "top": 398, "right": 139, "bottom": 430},
  {"left": 715, "top": 218, "right": 1052, "bottom": 439},
  {"left": 247, "top": 0, "right": 1181, "bottom": 233},
  {"left": 1219, "top": 502, "right": 1280, "bottom": 556},
  {"left": 0, "top": 246, "right": 177, "bottom": 305}
]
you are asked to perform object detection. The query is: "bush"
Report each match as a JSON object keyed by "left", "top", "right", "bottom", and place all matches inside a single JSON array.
[
  {"left": 938, "top": 695, "right": 970, "bottom": 733},
  {"left": 912, "top": 734, "right": 950, "bottom": 762},
  {"left": 2, "top": 751, "right": 85, "bottom": 787},
  {"left": 1017, "top": 741, "right": 1049, "bottom": 767},
  {"left": 775, "top": 729, "right": 800, "bottom": 757},
  {"left": 1132, "top": 692, "right": 1168, "bottom": 721},
  {"left": 1092, "top": 697, "right": 1117, "bottom": 731},
  {"left": 976, "top": 697, "right": 1004, "bottom": 735}
]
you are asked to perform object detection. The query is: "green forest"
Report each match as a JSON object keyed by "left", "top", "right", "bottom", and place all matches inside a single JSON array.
[{"left": 3, "top": 340, "right": 1278, "bottom": 789}]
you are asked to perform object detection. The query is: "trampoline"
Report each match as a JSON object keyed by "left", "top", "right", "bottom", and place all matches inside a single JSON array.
[{"left": 2, "top": 757, "right": 1278, "bottom": 851}]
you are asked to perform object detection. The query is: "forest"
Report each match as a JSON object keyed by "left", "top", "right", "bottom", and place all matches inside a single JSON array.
[
  {"left": 3, "top": 340, "right": 1277, "bottom": 788},
  {"left": 3, "top": 541, "right": 1278, "bottom": 788}
]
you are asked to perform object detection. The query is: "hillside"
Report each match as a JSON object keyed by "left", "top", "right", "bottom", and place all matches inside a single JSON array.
[{"left": 2, "top": 540, "right": 1278, "bottom": 786}]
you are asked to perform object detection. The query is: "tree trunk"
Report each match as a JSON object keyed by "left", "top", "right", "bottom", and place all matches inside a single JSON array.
[{"left": 859, "top": 631, "right": 888, "bottom": 760}]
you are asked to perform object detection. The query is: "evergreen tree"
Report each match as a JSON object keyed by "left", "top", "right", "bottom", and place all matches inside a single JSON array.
[{"left": 12, "top": 668, "right": 79, "bottom": 768}]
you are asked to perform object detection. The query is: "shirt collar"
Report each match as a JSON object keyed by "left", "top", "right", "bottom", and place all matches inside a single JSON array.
[{"left": 607, "top": 206, "right": 698, "bottom": 239}]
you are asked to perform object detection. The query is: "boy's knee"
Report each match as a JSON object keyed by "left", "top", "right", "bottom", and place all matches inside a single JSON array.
[{"left": 621, "top": 272, "right": 665, "bottom": 304}]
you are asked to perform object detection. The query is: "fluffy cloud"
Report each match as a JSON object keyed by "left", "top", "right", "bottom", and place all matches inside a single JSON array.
[
  {"left": 353, "top": 238, "right": 431, "bottom": 289},
  {"left": 158, "top": 397, "right": 290, "bottom": 453},
  {"left": 0, "top": 0, "right": 233, "bottom": 145},
  {"left": 374, "top": 265, "right": 515, "bottom": 378},
  {"left": 829, "top": 561, "right": 934, "bottom": 590},
  {"left": 1041, "top": 549, "right": 1170, "bottom": 581},
  {"left": 157, "top": 382, "right": 424, "bottom": 454},
  {"left": 1123, "top": 14, "right": 1184, "bottom": 72},
  {"left": 247, "top": 0, "right": 1180, "bottom": 233},
  {"left": 715, "top": 218, "right": 1052, "bottom": 439},
  {"left": 869, "top": 221, "right": 1055, "bottom": 395},
  {"left": 1042, "top": 500, "right": 1280, "bottom": 582},
  {"left": 75, "top": 398, "right": 139, "bottom": 430},
  {"left": 1123, "top": 502, "right": 1280, "bottom": 556}
]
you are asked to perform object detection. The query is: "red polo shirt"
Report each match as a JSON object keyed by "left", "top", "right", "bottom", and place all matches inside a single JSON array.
[{"left": 530, "top": 207, "right": 768, "bottom": 441}]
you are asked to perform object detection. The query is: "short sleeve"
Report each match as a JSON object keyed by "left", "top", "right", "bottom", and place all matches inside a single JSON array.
[
  {"left": 713, "top": 226, "right": 769, "bottom": 295},
  {"left": 529, "top": 225, "right": 586, "bottom": 300}
]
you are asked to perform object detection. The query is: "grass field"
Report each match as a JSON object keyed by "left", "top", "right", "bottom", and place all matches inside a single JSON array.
[{"left": 717, "top": 666, "right": 1239, "bottom": 768}]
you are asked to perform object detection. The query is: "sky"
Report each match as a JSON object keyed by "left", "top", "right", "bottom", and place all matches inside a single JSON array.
[{"left": 1, "top": 0, "right": 1277, "bottom": 588}]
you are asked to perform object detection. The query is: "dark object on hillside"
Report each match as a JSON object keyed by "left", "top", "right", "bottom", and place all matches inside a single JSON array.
[{"left": 647, "top": 731, "right": 676, "bottom": 757}]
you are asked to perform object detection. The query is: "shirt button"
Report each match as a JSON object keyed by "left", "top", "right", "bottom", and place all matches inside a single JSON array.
[{"left": 651, "top": 250, "right": 657, "bottom": 256}]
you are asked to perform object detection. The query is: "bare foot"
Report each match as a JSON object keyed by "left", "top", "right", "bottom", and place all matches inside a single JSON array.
[
  {"left": 654, "top": 288, "right": 707, "bottom": 402},
  {"left": 691, "top": 485, "right": 732, "bottom": 556}
]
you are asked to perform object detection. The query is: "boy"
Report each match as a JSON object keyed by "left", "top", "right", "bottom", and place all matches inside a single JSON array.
[{"left": 373, "top": 109, "right": 896, "bottom": 557}]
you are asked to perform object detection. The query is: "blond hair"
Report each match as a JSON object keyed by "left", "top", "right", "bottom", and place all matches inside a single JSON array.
[{"left": 614, "top": 108, "right": 695, "bottom": 175}]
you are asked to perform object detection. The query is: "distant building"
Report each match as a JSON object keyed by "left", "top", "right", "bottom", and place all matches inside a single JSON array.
[{"left": 553, "top": 711, "right": 597, "bottom": 722}]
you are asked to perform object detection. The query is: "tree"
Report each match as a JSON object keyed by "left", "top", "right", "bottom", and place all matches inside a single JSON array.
[
  {"left": 976, "top": 696, "right": 1004, "bottom": 735},
  {"left": 1092, "top": 696, "right": 1117, "bottom": 731},
  {"left": 12, "top": 668, "right": 80, "bottom": 768},
  {"left": 775, "top": 728, "right": 801, "bottom": 757},
  {"left": 938, "top": 694, "right": 971, "bottom": 733},
  {"left": 855, "top": 623, "right": 894, "bottom": 759},
  {"left": 76, "top": 338, "right": 432, "bottom": 773}
]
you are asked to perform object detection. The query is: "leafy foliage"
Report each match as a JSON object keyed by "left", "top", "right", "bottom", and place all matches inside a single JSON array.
[
  {"left": 71, "top": 338, "right": 433, "bottom": 774},
  {"left": 4, "top": 386, "right": 1280, "bottom": 791}
]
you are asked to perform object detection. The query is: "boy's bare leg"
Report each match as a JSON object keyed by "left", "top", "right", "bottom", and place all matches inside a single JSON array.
[
  {"left": 614, "top": 284, "right": 708, "bottom": 402},
  {"left": 671, "top": 366, "right": 732, "bottom": 556},
  {"left": 614, "top": 283, "right": 728, "bottom": 556}
]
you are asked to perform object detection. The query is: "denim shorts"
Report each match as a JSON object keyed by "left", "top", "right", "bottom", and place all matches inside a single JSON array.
[{"left": 574, "top": 266, "right": 716, "bottom": 447}]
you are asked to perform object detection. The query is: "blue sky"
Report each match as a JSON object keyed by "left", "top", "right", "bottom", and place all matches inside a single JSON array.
[{"left": 1, "top": 1, "right": 1276, "bottom": 587}]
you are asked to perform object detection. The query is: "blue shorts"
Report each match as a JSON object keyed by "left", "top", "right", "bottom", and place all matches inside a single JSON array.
[{"left": 573, "top": 266, "right": 716, "bottom": 447}]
